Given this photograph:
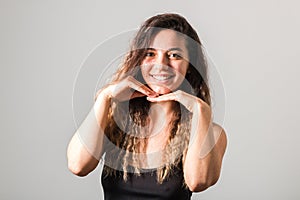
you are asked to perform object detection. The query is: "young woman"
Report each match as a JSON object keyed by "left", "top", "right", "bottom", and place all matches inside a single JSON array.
[{"left": 67, "top": 13, "right": 227, "bottom": 200}]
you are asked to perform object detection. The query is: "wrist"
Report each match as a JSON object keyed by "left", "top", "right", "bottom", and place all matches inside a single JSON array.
[
  {"left": 93, "top": 88, "right": 112, "bottom": 118},
  {"left": 97, "top": 86, "right": 113, "bottom": 101},
  {"left": 93, "top": 89, "right": 113, "bottom": 114}
]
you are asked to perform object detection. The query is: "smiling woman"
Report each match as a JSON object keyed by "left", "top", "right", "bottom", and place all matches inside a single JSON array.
[
  {"left": 67, "top": 13, "right": 227, "bottom": 200},
  {"left": 141, "top": 29, "right": 189, "bottom": 94}
]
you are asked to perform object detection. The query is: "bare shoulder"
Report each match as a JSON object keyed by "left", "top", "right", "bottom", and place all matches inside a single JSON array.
[{"left": 212, "top": 122, "right": 228, "bottom": 155}]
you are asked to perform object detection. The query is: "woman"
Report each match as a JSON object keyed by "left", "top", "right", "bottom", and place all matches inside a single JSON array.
[{"left": 67, "top": 13, "right": 227, "bottom": 200}]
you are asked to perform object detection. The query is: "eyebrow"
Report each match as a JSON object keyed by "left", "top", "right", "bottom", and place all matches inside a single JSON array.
[{"left": 146, "top": 47, "right": 184, "bottom": 52}]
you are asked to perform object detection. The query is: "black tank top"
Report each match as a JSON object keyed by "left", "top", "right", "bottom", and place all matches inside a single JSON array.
[{"left": 101, "top": 165, "right": 192, "bottom": 200}]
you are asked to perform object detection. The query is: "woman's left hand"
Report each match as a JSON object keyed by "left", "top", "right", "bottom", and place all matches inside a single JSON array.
[{"left": 147, "top": 90, "right": 212, "bottom": 125}]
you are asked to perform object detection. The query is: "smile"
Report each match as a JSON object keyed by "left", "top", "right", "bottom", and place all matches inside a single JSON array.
[{"left": 150, "top": 74, "right": 174, "bottom": 81}]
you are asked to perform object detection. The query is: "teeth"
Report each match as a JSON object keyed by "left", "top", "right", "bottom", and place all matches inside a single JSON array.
[{"left": 152, "top": 75, "right": 171, "bottom": 81}]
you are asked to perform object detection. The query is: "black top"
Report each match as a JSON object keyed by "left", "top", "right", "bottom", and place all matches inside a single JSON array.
[{"left": 101, "top": 165, "right": 192, "bottom": 200}]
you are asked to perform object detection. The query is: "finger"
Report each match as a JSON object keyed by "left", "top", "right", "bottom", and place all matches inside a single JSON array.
[
  {"left": 130, "top": 91, "right": 147, "bottom": 99},
  {"left": 147, "top": 91, "right": 195, "bottom": 112},
  {"left": 127, "top": 77, "right": 158, "bottom": 97},
  {"left": 146, "top": 93, "right": 178, "bottom": 102}
]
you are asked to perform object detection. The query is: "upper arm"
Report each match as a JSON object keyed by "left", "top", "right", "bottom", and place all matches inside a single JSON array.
[
  {"left": 67, "top": 133, "right": 100, "bottom": 176},
  {"left": 212, "top": 123, "right": 227, "bottom": 159},
  {"left": 209, "top": 123, "right": 227, "bottom": 183}
]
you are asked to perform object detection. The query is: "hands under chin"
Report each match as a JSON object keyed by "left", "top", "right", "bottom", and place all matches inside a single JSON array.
[{"left": 147, "top": 90, "right": 212, "bottom": 130}]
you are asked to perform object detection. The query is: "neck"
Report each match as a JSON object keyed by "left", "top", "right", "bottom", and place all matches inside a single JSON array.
[
  {"left": 145, "top": 101, "right": 176, "bottom": 138},
  {"left": 149, "top": 101, "right": 175, "bottom": 117}
]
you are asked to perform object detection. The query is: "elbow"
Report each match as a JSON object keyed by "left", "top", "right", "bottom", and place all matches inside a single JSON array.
[
  {"left": 68, "top": 162, "right": 90, "bottom": 177},
  {"left": 66, "top": 139, "right": 96, "bottom": 177},
  {"left": 186, "top": 180, "right": 209, "bottom": 192},
  {"left": 67, "top": 151, "right": 88, "bottom": 177},
  {"left": 185, "top": 176, "right": 219, "bottom": 192},
  {"left": 67, "top": 152, "right": 99, "bottom": 177},
  {"left": 67, "top": 147, "right": 99, "bottom": 177}
]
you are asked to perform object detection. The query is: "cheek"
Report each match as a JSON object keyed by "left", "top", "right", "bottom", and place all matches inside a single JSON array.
[
  {"left": 141, "top": 57, "right": 155, "bottom": 66},
  {"left": 140, "top": 66, "right": 150, "bottom": 80},
  {"left": 174, "top": 63, "right": 189, "bottom": 77},
  {"left": 179, "top": 68, "right": 187, "bottom": 76}
]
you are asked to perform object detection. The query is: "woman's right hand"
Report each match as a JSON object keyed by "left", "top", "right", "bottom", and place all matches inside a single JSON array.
[{"left": 98, "top": 76, "right": 158, "bottom": 102}]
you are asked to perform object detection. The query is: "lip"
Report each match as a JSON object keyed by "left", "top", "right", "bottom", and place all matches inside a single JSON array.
[{"left": 150, "top": 74, "right": 175, "bottom": 82}]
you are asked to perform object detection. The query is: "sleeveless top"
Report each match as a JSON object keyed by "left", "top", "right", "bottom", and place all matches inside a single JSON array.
[{"left": 101, "top": 164, "right": 192, "bottom": 200}]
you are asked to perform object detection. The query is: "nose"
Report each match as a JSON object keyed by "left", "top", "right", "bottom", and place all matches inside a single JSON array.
[
  {"left": 156, "top": 51, "right": 169, "bottom": 66},
  {"left": 153, "top": 51, "right": 169, "bottom": 70}
]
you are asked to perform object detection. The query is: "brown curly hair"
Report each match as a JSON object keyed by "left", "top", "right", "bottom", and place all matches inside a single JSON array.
[{"left": 97, "top": 13, "right": 211, "bottom": 184}]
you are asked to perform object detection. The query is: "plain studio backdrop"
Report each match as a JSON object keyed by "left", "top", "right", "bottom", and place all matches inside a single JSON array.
[{"left": 1, "top": 0, "right": 299, "bottom": 199}]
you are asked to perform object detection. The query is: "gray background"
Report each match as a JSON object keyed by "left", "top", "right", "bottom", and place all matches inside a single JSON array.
[{"left": 1, "top": 0, "right": 299, "bottom": 199}]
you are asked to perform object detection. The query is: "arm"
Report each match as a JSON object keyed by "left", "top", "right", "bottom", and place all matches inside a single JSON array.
[
  {"left": 147, "top": 91, "right": 227, "bottom": 192},
  {"left": 67, "top": 89, "right": 111, "bottom": 176},
  {"left": 67, "top": 76, "right": 157, "bottom": 177},
  {"left": 183, "top": 96, "right": 227, "bottom": 192},
  {"left": 184, "top": 118, "right": 227, "bottom": 192}
]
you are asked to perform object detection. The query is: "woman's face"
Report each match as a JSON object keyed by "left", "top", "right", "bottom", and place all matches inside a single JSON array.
[{"left": 140, "top": 29, "right": 189, "bottom": 95}]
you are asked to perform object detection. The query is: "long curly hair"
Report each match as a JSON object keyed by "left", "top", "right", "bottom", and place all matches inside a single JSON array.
[{"left": 97, "top": 13, "right": 211, "bottom": 183}]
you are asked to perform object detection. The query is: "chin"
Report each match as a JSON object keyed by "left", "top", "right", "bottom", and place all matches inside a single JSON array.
[{"left": 150, "top": 85, "right": 172, "bottom": 95}]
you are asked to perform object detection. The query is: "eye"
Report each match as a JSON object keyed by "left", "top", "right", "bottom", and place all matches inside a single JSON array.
[
  {"left": 168, "top": 53, "right": 182, "bottom": 59},
  {"left": 145, "top": 51, "right": 155, "bottom": 57}
]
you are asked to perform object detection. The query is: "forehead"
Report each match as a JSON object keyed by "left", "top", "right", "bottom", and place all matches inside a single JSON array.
[{"left": 149, "top": 29, "right": 187, "bottom": 51}]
